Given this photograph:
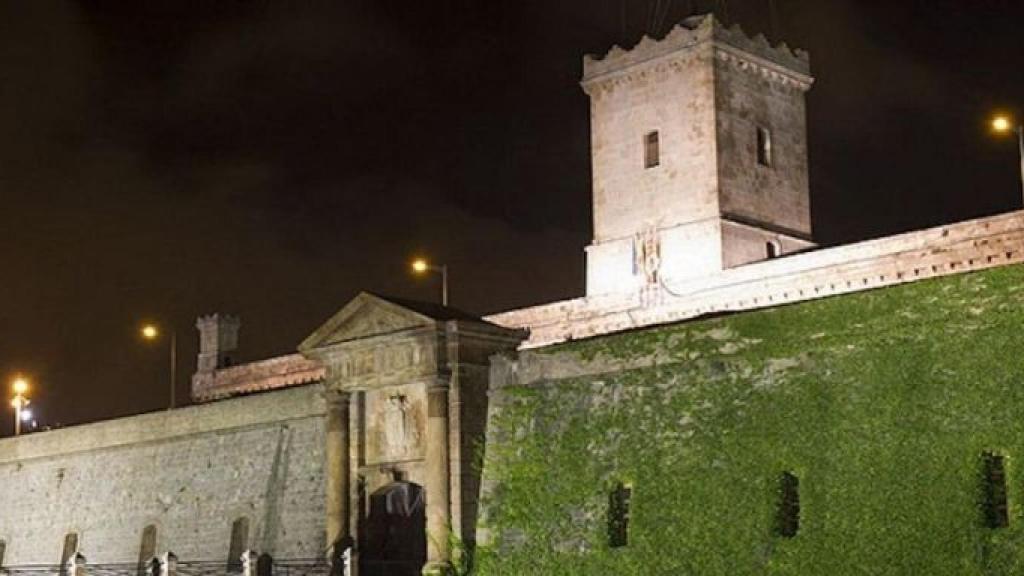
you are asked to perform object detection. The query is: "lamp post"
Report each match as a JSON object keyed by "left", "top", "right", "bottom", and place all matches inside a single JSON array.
[
  {"left": 411, "top": 258, "right": 449, "bottom": 306},
  {"left": 991, "top": 114, "right": 1024, "bottom": 202},
  {"left": 10, "top": 376, "right": 30, "bottom": 436},
  {"left": 141, "top": 324, "right": 177, "bottom": 409}
]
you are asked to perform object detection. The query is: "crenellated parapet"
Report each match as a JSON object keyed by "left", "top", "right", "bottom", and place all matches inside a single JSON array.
[{"left": 582, "top": 14, "right": 812, "bottom": 94}]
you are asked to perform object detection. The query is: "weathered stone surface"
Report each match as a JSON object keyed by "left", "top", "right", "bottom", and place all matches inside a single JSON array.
[
  {"left": 489, "top": 209, "right": 1024, "bottom": 348},
  {"left": 299, "top": 293, "right": 524, "bottom": 570},
  {"left": 583, "top": 14, "right": 814, "bottom": 297},
  {"left": 0, "top": 385, "right": 326, "bottom": 564}
]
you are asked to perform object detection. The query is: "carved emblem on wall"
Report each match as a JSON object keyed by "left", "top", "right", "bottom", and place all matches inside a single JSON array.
[
  {"left": 381, "top": 394, "right": 420, "bottom": 460},
  {"left": 635, "top": 226, "right": 662, "bottom": 286}
]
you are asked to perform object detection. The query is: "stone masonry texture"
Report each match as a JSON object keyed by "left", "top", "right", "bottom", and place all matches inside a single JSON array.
[
  {"left": 0, "top": 384, "right": 326, "bottom": 565},
  {"left": 582, "top": 15, "right": 813, "bottom": 295}
]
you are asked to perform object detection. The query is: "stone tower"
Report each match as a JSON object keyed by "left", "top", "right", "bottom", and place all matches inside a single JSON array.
[
  {"left": 195, "top": 314, "right": 241, "bottom": 372},
  {"left": 582, "top": 14, "right": 815, "bottom": 296}
]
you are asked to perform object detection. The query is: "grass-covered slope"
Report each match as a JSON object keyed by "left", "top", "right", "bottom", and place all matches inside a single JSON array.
[{"left": 474, "top": 265, "right": 1024, "bottom": 575}]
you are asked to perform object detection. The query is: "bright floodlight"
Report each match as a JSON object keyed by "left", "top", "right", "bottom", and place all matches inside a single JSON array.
[
  {"left": 19, "top": 409, "right": 31, "bottom": 422},
  {"left": 412, "top": 258, "right": 429, "bottom": 273},
  {"left": 992, "top": 115, "right": 1013, "bottom": 133},
  {"left": 12, "top": 377, "right": 28, "bottom": 395},
  {"left": 141, "top": 324, "right": 159, "bottom": 340}
]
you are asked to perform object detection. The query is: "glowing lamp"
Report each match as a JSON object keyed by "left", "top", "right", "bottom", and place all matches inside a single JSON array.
[{"left": 993, "top": 115, "right": 1013, "bottom": 133}]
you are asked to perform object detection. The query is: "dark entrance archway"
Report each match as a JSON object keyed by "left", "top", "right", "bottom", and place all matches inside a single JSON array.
[{"left": 360, "top": 481, "right": 427, "bottom": 576}]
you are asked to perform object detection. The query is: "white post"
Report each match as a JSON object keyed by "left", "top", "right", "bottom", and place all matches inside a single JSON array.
[
  {"left": 65, "top": 553, "right": 87, "bottom": 576},
  {"left": 341, "top": 546, "right": 352, "bottom": 576},
  {"left": 160, "top": 552, "right": 177, "bottom": 576},
  {"left": 241, "top": 550, "right": 258, "bottom": 576}
]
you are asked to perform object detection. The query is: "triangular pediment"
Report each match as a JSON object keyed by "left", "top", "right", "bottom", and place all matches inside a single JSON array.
[{"left": 298, "top": 292, "right": 438, "bottom": 353}]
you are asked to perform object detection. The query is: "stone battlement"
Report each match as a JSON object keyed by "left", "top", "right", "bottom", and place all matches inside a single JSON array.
[
  {"left": 487, "top": 210, "right": 1024, "bottom": 348},
  {"left": 582, "top": 14, "right": 810, "bottom": 88}
]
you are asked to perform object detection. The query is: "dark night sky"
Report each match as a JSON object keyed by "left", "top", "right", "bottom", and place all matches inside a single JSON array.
[{"left": 1, "top": 1, "right": 1023, "bottom": 431}]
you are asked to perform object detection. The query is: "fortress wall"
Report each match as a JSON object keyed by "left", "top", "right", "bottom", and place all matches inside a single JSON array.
[
  {"left": 0, "top": 384, "right": 326, "bottom": 565},
  {"left": 488, "top": 209, "right": 1024, "bottom": 347},
  {"left": 476, "top": 263, "right": 1024, "bottom": 574}
]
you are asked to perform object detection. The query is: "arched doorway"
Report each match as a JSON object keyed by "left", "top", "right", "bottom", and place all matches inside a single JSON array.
[{"left": 360, "top": 481, "right": 426, "bottom": 576}]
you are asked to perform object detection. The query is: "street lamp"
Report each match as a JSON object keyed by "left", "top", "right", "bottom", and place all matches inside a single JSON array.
[
  {"left": 141, "top": 323, "right": 177, "bottom": 409},
  {"left": 10, "top": 376, "right": 30, "bottom": 436},
  {"left": 411, "top": 257, "right": 449, "bottom": 306},
  {"left": 991, "top": 114, "right": 1024, "bottom": 202}
]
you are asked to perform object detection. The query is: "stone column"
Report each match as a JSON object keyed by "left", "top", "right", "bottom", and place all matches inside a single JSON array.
[
  {"left": 423, "top": 378, "right": 452, "bottom": 575},
  {"left": 325, "top": 388, "right": 352, "bottom": 558}
]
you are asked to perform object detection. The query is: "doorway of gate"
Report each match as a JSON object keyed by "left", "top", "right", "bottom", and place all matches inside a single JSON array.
[{"left": 360, "top": 481, "right": 427, "bottom": 576}]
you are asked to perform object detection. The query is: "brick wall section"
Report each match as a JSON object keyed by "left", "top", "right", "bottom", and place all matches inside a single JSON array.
[
  {"left": 0, "top": 384, "right": 327, "bottom": 565},
  {"left": 487, "top": 209, "right": 1024, "bottom": 347}
]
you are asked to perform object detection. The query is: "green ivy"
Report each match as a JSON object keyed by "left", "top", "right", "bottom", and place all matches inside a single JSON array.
[{"left": 473, "top": 265, "right": 1024, "bottom": 575}]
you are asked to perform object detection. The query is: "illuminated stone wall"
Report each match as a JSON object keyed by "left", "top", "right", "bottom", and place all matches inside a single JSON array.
[
  {"left": 489, "top": 209, "right": 1024, "bottom": 348},
  {"left": 0, "top": 384, "right": 326, "bottom": 565},
  {"left": 582, "top": 14, "right": 814, "bottom": 296}
]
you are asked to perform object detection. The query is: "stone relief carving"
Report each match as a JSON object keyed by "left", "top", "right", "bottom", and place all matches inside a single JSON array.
[
  {"left": 635, "top": 226, "right": 662, "bottom": 286},
  {"left": 326, "top": 307, "right": 416, "bottom": 346},
  {"left": 338, "top": 344, "right": 423, "bottom": 380},
  {"left": 381, "top": 394, "right": 419, "bottom": 460}
]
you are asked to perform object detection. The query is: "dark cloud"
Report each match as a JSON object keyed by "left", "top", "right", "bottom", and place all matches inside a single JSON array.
[{"left": 0, "top": 1, "right": 1022, "bottom": 429}]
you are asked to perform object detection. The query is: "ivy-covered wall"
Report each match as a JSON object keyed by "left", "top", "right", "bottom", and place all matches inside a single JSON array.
[{"left": 474, "top": 265, "right": 1024, "bottom": 575}]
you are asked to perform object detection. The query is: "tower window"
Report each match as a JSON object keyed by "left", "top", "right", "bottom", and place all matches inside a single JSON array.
[
  {"left": 983, "top": 452, "right": 1009, "bottom": 528},
  {"left": 775, "top": 472, "right": 800, "bottom": 538},
  {"left": 757, "top": 126, "right": 772, "bottom": 167},
  {"left": 644, "top": 131, "right": 660, "bottom": 168},
  {"left": 0, "top": 539, "right": 6, "bottom": 569},
  {"left": 608, "top": 482, "right": 632, "bottom": 548},
  {"left": 766, "top": 241, "right": 781, "bottom": 259}
]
